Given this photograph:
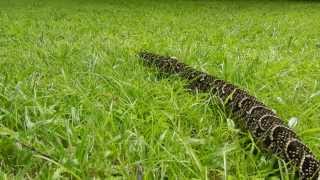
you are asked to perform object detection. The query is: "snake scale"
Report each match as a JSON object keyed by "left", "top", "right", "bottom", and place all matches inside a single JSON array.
[{"left": 138, "top": 52, "right": 320, "bottom": 179}]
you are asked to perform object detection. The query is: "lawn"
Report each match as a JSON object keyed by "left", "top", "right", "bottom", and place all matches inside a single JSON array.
[{"left": 0, "top": 0, "right": 320, "bottom": 179}]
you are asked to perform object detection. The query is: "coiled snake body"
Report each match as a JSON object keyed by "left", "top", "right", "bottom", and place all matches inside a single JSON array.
[{"left": 138, "top": 52, "right": 320, "bottom": 179}]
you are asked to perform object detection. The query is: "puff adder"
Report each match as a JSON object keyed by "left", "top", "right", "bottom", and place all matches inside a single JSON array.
[{"left": 138, "top": 52, "right": 320, "bottom": 179}]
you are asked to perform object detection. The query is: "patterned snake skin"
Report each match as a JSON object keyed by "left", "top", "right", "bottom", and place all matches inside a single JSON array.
[{"left": 138, "top": 52, "right": 320, "bottom": 179}]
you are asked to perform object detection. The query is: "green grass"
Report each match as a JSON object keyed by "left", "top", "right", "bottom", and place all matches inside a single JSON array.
[{"left": 1, "top": 0, "right": 320, "bottom": 179}]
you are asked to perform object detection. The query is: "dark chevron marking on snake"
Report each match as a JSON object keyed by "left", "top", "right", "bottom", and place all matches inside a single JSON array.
[{"left": 138, "top": 52, "right": 320, "bottom": 179}]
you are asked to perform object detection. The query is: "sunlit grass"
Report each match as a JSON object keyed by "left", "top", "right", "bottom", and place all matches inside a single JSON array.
[{"left": 0, "top": 0, "right": 320, "bottom": 179}]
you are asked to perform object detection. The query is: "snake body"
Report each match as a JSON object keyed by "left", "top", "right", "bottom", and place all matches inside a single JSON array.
[{"left": 138, "top": 52, "right": 320, "bottom": 179}]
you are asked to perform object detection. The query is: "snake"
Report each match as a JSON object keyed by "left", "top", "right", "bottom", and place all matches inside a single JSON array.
[{"left": 138, "top": 52, "right": 320, "bottom": 179}]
